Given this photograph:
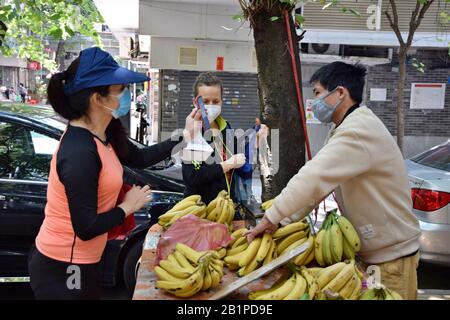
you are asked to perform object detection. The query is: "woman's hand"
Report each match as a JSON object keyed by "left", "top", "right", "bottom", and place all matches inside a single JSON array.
[
  {"left": 183, "top": 107, "right": 203, "bottom": 143},
  {"left": 118, "top": 185, "right": 152, "bottom": 217},
  {"left": 246, "top": 215, "right": 278, "bottom": 243},
  {"left": 221, "top": 153, "right": 246, "bottom": 173}
]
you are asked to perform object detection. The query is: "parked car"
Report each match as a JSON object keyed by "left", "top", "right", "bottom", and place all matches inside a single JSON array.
[
  {"left": 0, "top": 103, "right": 185, "bottom": 294},
  {"left": 405, "top": 140, "right": 450, "bottom": 266}
]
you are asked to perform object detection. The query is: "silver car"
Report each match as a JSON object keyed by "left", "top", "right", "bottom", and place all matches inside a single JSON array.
[{"left": 405, "top": 140, "right": 450, "bottom": 266}]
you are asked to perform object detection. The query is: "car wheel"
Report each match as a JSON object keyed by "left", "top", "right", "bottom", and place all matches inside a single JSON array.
[{"left": 123, "top": 239, "right": 144, "bottom": 295}]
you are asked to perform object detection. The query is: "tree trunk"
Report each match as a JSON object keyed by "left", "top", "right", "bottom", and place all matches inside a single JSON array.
[
  {"left": 396, "top": 47, "right": 407, "bottom": 155},
  {"left": 55, "top": 39, "right": 65, "bottom": 71},
  {"left": 252, "top": 5, "right": 306, "bottom": 201}
]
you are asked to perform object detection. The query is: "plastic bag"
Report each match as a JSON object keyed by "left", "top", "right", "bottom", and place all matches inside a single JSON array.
[{"left": 155, "top": 214, "right": 233, "bottom": 264}]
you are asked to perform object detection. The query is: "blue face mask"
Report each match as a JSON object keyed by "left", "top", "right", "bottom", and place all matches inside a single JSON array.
[
  {"left": 312, "top": 87, "right": 342, "bottom": 123},
  {"left": 104, "top": 87, "right": 132, "bottom": 119}
]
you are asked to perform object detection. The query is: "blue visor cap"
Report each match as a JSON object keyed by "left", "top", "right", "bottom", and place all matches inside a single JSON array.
[{"left": 64, "top": 47, "right": 150, "bottom": 96}]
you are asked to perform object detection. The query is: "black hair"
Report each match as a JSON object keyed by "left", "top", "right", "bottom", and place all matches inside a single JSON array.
[
  {"left": 47, "top": 57, "right": 129, "bottom": 159},
  {"left": 310, "top": 62, "right": 367, "bottom": 104},
  {"left": 193, "top": 72, "right": 223, "bottom": 98}
]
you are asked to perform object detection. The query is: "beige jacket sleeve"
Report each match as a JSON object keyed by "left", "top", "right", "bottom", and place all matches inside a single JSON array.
[{"left": 265, "top": 127, "right": 372, "bottom": 225}]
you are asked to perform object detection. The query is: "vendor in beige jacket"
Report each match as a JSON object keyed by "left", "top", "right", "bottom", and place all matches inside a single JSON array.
[{"left": 247, "top": 62, "right": 421, "bottom": 300}]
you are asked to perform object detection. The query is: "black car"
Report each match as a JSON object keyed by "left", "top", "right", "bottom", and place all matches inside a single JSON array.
[{"left": 0, "top": 103, "right": 184, "bottom": 294}]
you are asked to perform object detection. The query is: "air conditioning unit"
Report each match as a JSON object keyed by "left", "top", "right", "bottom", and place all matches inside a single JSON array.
[{"left": 308, "top": 43, "right": 341, "bottom": 55}]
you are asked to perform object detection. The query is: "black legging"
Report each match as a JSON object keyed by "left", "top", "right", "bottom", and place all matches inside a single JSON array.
[{"left": 28, "top": 243, "right": 101, "bottom": 300}]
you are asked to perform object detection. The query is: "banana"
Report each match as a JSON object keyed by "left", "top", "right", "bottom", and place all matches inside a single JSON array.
[
  {"left": 255, "top": 233, "right": 272, "bottom": 263},
  {"left": 386, "top": 288, "right": 403, "bottom": 300},
  {"left": 261, "top": 199, "right": 274, "bottom": 211},
  {"left": 314, "top": 229, "right": 326, "bottom": 267},
  {"left": 231, "top": 237, "right": 248, "bottom": 249},
  {"left": 239, "top": 237, "right": 262, "bottom": 267},
  {"left": 206, "top": 198, "right": 219, "bottom": 214},
  {"left": 209, "top": 266, "right": 222, "bottom": 288},
  {"left": 166, "top": 199, "right": 198, "bottom": 214},
  {"left": 272, "top": 221, "right": 308, "bottom": 239},
  {"left": 307, "top": 267, "right": 324, "bottom": 278},
  {"left": 237, "top": 253, "right": 260, "bottom": 277},
  {"left": 343, "top": 236, "right": 356, "bottom": 260},
  {"left": 227, "top": 243, "right": 248, "bottom": 256},
  {"left": 176, "top": 243, "right": 209, "bottom": 265},
  {"left": 322, "top": 262, "right": 355, "bottom": 293},
  {"left": 167, "top": 253, "right": 182, "bottom": 268},
  {"left": 263, "top": 240, "right": 276, "bottom": 265},
  {"left": 216, "top": 248, "right": 227, "bottom": 259},
  {"left": 178, "top": 194, "right": 202, "bottom": 205},
  {"left": 255, "top": 274, "right": 297, "bottom": 300},
  {"left": 349, "top": 275, "right": 362, "bottom": 300},
  {"left": 248, "top": 271, "right": 291, "bottom": 300},
  {"left": 202, "top": 265, "right": 212, "bottom": 291},
  {"left": 173, "top": 251, "right": 196, "bottom": 273},
  {"left": 338, "top": 272, "right": 358, "bottom": 299},
  {"left": 293, "top": 235, "right": 314, "bottom": 266},
  {"left": 154, "top": 266, "right": 182, "bottom": 282},
  {"left": 279, "top": 237, "right": 308, "bottom": 256},
  {"left": 330, "top": 222, "right": 343, "bottom": 264},
  {"left": 284, "top": 273, "right": 307, "bottom": 300},
  {"left": 226, "top": 200, "right": 235, "bottom": 225},
  {"left": 230, "top": 228, "right": 248, "bottom": 242},
  {"left": 217, "top": 199, "right": 230, "bottom": 224},
  {"left": 224, "top": 250, "right": 247, "bottom": 265},
  {"left": 336, "top": 215, "right": 361, "bottom": 252},
  {"left": 156, "top": 265, "right": 204, "bottom": 298},
  {"left": 207, "top": 205, "right": 220, "bottom": 221},
  {"left": 303, "top": 247, "right": 315, "bottom": 266},
  {"left": 301, "top": 267, "right": 319, "bottom": 300},
  {"left": 276, "top": 231, "right": 307, "bottom": 255},
  {"left": 322, "top": 226, "right": 333, "bottom": 265},
  {"left": 159, "top": 260, "right": 192, "bottom": 279},
  {"left": 317, "top": 262, "right": 347, "bottom": 289}
]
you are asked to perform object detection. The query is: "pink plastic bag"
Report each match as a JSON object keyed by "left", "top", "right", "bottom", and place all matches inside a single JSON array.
[{"left": 155, "top": 214, "right": 233, "bottom": 264}]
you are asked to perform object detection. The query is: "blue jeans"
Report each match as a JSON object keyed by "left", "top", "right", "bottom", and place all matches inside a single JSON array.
[{"left": 234, "top": 175, "right": 253, "bottom": 204}]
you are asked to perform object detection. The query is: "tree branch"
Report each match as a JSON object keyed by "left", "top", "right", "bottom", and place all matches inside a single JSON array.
[
  {"left": 385, "top": 0, "right": 405, "bottom": 46},
  {"left": 406, "top": 0, "right": 435, "bottom": 48}
]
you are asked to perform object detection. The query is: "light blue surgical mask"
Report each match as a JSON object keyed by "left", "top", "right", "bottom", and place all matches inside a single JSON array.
[
  {"left": 311, "top": 87, "right": 342, "bottom": 123},
  {"left": 104, "top": 87, "right": 132, "bottom": 119}
]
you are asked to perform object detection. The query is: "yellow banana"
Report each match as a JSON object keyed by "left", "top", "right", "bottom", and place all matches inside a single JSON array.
[
  {"left": 209, "top": 266, "right": 222, "bottom": 288},
  {"left": 255, "top": 233, "right": 272, "bottom": 263},
  {"left": 202, "top": 265, "right": 212, "bottom": 291},
  {"left": 336, "top": 215, "right": 361, "bottom": 252},
  {"left": 216, "top": 248, "right": 226, "bottom": 259},
  {"left": 248, "top": 271, "right": 291, "bottom": 300},
  {"left": 206, "top": 197, "right": 219, "bottom": 214},
  {"left": 231, "top": 237, "right": 248, "bottom": 249},
  {"left": 343, "top": 236, "right": 356, "bottom": 260},
  {"left": 322, "top": 227, "right": 333, "bottom": 265},
  {"left": 314, "top": 229, "right": 326, "bottom": 267},
  {"left": 263, "top": 240, "right": 276, "bottom": 265},
  {"left": 276, "top": 231, "right": 307, "bottom": 255},
  {"left": 279, "top": 237, "right": 308, "bottom": 257},
  {"left": 322, "top": 262, "right": 355, "bottom": 293},
  {"left": 255, "top": 274, "right": 297, "bottom": 300},
  {"left": 176, "top": 243, "right": 209, "bottom": 265},
  {"left": 300, "top": 267, "right": 319, "bottom": 300},
  {"left": 284, "top": 273, "right": 307, "bottom": 300},
  {"left": 330, "top": 222, "right": 343, "bottom": 264},
  {"left": 224, "top": 250, "right": 247, "bottom": 265},
  {"left": 173, "top": 251, "right": 196, "bottom": 273},
  {"left": 261, "top": 199, "right": 274, "bottom": 211},
  {"left": 304, "top": 247, "right": 315, "bottom": 266},
  {"left": 227, "top": 243, "right": 249, "bottom": 256},
  {"left": 293, "top": 235, "right": 314, "bottom": 266},
  {"left": 237, "top": 254, "right": 260, "bottom": 277},
  {"left": 230, "top": 228, "right": 248, "bottom": 241},
  {"left": 217, "top": 199, "right": 229, "bottom": 224},
  {"left": 154, "top": 266, "right": 182, "bottom": 282},
  {"left": 358, "top": 288, "right": 377, "bottom": 300},
  {"left": 159, "top": 260, "right": 192, "bottom": 279},
  {"left": 156, "top": 266, "right": 204, "bottom": 298},
  {"left": 339, "top": 272, "right": 359, "bottom": 299},
  {"left": 307, "top": 267, "right": 324, "bottom": 278},
  {"left": 317, "top": 262, "right": 347, "bottom": 289},
  {"left": 239, "top": 237, "right": 262, "bottom": 267},
  {"left": 272, "top": 221, "right": 308, "bottom": 239},
  {"left": 349, "top": 275, "right": 362, "bottom": 300},
  {"left": 226, "top": 200, "right": 235, "bottom": 225}
]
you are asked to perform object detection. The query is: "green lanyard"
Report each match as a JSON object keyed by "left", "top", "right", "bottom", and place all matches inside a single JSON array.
[{"left": 213, "top": 134, "right": 234, "bottom": 195}]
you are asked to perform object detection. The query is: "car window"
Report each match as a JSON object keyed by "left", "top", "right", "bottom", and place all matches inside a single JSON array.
[
  {"left": 410, "top": 143, "right": 450, "bottom": 172},
  {"left": 0, "top": 121, "right": 58, "bottom": 181}
]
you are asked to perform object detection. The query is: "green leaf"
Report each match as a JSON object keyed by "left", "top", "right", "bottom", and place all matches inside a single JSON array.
[
  {"left": 270, "top": 16, "right": 280, "bottom": 21},
  {"left": 232, "top": 13, "right": 243, "bottom": 21},
  {"left": 295, "top": 14, "right": 305, "bottom": 25}
]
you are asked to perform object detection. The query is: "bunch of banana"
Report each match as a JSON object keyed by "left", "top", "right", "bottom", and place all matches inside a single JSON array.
[
  {"left": 358, "top": 287, "right": 403, "bottom": 300},
  {"left": 272, "top": 220, "right": 315, "bottom": 266},
  {"left": 248, "top": 267, "right": 309, "bottom": 300},
  {"left": 261, "top": 198, "right": 275, "bottom": 211},
  {"left": 224, "top": 232, "right": 277, "bottom": 276},
  {"left": 315, "top": 210, "right": 361, "bottom": 266},
  {"left": 158, "top": 195, "right": 206, "bottom": 229},
  {"left": 206, "top": 190, "right": 235, "bottom": 226},
  {"left": 315, "top": 260, "right": 363, "bottom": 300},
  {"left": 155, "top": 243, "right": 224, "bottom": 297}
]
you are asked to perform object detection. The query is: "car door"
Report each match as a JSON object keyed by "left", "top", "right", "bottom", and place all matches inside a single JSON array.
[{"left": 0, "top": 120, "right": 58, "bottom": 277}]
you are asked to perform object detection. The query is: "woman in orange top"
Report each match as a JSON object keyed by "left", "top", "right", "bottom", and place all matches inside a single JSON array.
[{"left": 28, "top": 47, "right": 200, "bottom": 300}]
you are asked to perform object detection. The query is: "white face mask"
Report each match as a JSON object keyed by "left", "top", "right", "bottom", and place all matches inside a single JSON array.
[{"left": 205, "top": 104, "right": 221, "bottom": 123}]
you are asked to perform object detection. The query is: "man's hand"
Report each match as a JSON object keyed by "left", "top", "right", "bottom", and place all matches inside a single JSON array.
[{"left": 246, "top": 215, "right": 278, "bottom": 243}]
